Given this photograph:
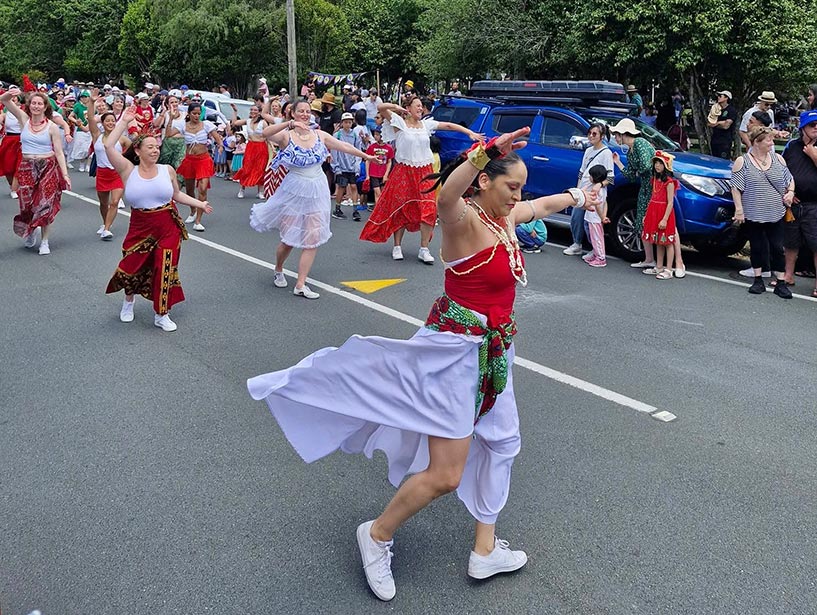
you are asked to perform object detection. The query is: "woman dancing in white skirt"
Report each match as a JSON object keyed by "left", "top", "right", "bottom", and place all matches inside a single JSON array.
[
  {"left": 247, "top": 127, "right": 597, "bottom": 599},
  {"left": 250, "top": 99, "right": 375, "bottom": 299}
]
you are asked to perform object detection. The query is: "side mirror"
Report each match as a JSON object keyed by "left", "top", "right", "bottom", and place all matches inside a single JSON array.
[{"left": 570, "top": 136, "right": 591, "bottom": 150}]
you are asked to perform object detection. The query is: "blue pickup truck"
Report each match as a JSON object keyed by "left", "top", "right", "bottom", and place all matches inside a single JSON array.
[{"left": 432, "top": 81, "right": 742, "bottom": 260}]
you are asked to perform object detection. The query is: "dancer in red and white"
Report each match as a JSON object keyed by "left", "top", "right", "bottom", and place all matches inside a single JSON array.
[
  {"left": 231, "top": 102, "right": 269, "bottom": 199},
  {"left": 176, "top": 102, "right": 222, "bottom": 232},
  {"left": 248, "top": 127, "right": 597, "bottom": 600},
  {"left": 88, "top": 101, "right": 131, "bottom": 241},
  {"left": 104, "top": 105, "right": 213, "bottom": 332},
  {"left": 0, "top": 87, "right": 70, "bottom": 255},
  {"left": 359, "top": 96, "right": 482, "bottom": 264}
]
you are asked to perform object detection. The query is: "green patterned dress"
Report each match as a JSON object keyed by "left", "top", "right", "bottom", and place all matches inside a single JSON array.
[{"left": 620, "top": 137, "right": 656, "bottom": 235}]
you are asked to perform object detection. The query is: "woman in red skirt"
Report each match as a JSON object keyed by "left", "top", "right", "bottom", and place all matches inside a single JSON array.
[
  {"left": 104, "top": 105, "right": 213, "bottom": 332},
  {"left": 359, "top": 96, "right": 482, "bottom": 264},
  {"left": 177, "top": 102, "right": 222, "bottom": 232},
  {"left": 89, "top": 102, "right": 131, "bottom": 241},
  {"left": 0, "top": 100, "right": 24, "bottom": 198},
  {"left": 230, "top": 102, "right": 270, "bottom": 199}
]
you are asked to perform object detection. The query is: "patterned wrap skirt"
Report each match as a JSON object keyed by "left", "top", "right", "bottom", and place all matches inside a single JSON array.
[
  {"left": 106, "top": 203, "right": 188, "bottom": 315},
  {"left": 232, "top": 140, "right": 270, "bottom": 187},
  {"left": 14, "top": 157, "right": 63, "bottom": 238},
  {"left": 359, "top": 162, "right": 437, "bottom": 243},
  {"left": 0, "top": 133, "right": 22, "bottom": 176}
]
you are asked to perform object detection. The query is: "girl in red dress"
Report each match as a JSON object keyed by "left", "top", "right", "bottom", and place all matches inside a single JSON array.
[{"left": 641, "top": 151, "right": 679, "bottom": 280}]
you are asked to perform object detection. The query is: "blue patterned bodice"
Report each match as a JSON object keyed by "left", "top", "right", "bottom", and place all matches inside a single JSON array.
[{"left": 271, "top": 134, "right": 329, "bottom": 171}]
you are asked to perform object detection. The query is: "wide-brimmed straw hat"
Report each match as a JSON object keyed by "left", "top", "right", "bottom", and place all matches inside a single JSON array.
[
  {"left": 609, "top": 118, "right": 641, "bottom": 136},
  {"left": 320, "top": 92, "right": 336, "bottom": 105},
  {"left": 310, "top": 99, "right": 323, "bottom": 112},
  {"left": 652, "top": 150, "right": 675, "bottom": 173},
  {"left": 757, "top": 91, "right": 777, "bottom": 104}
]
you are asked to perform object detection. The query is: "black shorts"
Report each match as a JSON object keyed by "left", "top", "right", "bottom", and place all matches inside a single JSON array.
[
  {"left": 369, "top": 176, "right": 385, "bottom": 188},
  {"left": 783, "top": 202, "right": 817, "bottom": 252},
  {"left": 334, "top": 172, "right": 357, "bottom": 187},
  {"left": 226, "top": 152, "right": 234, "bottom": 162}
]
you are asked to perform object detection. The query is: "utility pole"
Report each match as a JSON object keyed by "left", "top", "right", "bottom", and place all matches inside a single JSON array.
[{"left": 286, "top": 0, "right": 297, "bottom": 97}]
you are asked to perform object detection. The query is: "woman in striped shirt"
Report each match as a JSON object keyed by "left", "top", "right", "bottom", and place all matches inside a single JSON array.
[{"left": 731, "top": 126, "right": 795, "bottom": 297}]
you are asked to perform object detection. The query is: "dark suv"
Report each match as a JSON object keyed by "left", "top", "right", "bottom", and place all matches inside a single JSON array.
[{"left": 432, "top": 81, "right": 742, "bottom": 260}]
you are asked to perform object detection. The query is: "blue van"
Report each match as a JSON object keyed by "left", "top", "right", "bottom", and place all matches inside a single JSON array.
[{"left": 431, "top": 81, "right": 741, "bottom": 260}]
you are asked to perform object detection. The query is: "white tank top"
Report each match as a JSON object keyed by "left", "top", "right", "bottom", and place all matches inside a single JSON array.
[
  {"left": 94, "top": 135, "right": 123, "bottom": 169},
  {"left": 21, "top": 120, "right": 53, "bottom": 155},
  {"left": 5, "top": 113, "right": 22, "bottom": 134},
  {"left": 124, "top": 164, "right": 175, "bottom": 209}
]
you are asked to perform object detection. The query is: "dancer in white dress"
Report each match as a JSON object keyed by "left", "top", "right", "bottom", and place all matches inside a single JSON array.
[
  {"left": 247, "top": 127, "right": 597, "bottom": 600},
  {"left": 250, "top": 99, "right": 375, "bottom": 299}
]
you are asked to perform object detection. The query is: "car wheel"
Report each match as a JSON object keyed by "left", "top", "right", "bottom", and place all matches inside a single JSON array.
[
  {"left": 607, "top": 201, "right": 642, "bottom": 261},
  {"left": 690, "top": 228, "right": 748, "bottom": 259}
]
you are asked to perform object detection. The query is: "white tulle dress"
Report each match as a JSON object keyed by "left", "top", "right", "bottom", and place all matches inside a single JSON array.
[{"left": 249, "top": 134, "right": 332, "bottom": 249}]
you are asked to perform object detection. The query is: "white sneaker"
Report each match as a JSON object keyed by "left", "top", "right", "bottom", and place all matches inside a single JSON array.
[
  {"left": 117, "top": 199, "right": 125, "bottom": 209},
  {"left": 154, "top": 313, "right": 177, "bottom": 332},
  {"left": 467, "top": 537, "right": 528, "bottom": 580},
  {"left": 10, "top": 190, "right": 18, "bottom": 199},
  {"left": 630, "top": 260, "right": 656, "bottom": 268},
  {"left": 96, "top": 224, "right": 105, "bottom": 235},
  {"left": 392, "top": 246, "right": 403, "bottom": 261},
  {"left": 582, "top": 252, "right": 595, "bottom": 263},
  {"left": 24, "top": 227, "right": 41, "bottom": 248},
  {"left": 192, "top": 223, "right": 205, "bottom": 232},
  {"left": 100, "top": 229, "right": 114, "bottom": 241},
  {"left": 237, "top": 188, "right": 245, "bottom": 199},
  {"left": 67, "top": 162, "right": 75, "bottom": 170},
  {"left": 739, "top": 267, "right": 771, "bottom": 278},
  {"left": 356, "top": 521, "right": 396, "bottom": 601},
  {"left": 256, "top": 192, "right": 264, "bottom": 199},
  {"left": 293, "top": 285, "right": 320, "bottom": 299},
  {"left": 273, "top": 272, "right": 287, "bottom": 288},
  {"left": 418, "top": 247, "right": 435, "bottom": 265},
  {"left": 562, "top": 243, "right": 583, "bottom": 255},
  {"left": 120, "top": 298, "right": 135, "bottom": 322},
  {"left": 341, "top": 197, "right": 353, "bottom": 207},
  {"left": 184, "top": 214, "right": 196, "bottom": 224},
  {"left": 38, "top": 240, "right": 50, "bottom": 255}
]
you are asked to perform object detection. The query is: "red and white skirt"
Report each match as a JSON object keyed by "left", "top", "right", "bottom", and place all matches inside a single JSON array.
[
  {"left": 0, "top": 133, "right": 22, "bottom": 176},
  {"left": 359, "top": 162, "right": 436, "bottom": 243},
  {"left": 95, "top": 167, "right": 124, "bottom": 192},
  {"left": 232, "top": 140, "right": 269, "bottom": 187},
  {"left": 176, "top": 152, "right": 214, "bottom": 186}
]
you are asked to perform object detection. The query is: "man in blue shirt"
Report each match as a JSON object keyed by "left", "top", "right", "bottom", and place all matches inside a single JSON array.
[{"left": 627, "top": 85, "right": 643, "bottom": 118}]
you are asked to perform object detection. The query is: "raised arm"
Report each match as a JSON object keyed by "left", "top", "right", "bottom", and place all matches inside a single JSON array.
[
  {"left": 321, "top": 130, "right": 376, "bottom": 161},
  {"left": 0, "top": 88, "right": 28, "bottom": 126},
  {"left": 377, "top": 102, "right": 405, "bottom": 122},
  {"left": 105, "top": 106, "right": 138, "bottom": 179},
  {"left": 435, "top": 121, "right": 483, "bottom": 142},
  {"left": 262, "top": 118, "right": 298, "bottom": 146}
]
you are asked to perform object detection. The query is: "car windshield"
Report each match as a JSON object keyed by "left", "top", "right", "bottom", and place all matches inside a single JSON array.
[{"left": 586, "top": 113, "right": 679, "bottom": 152}]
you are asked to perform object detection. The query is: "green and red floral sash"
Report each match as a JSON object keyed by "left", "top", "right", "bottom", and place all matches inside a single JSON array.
[{"left": 424, "top": 294, "right": 517, "bottom": 424}]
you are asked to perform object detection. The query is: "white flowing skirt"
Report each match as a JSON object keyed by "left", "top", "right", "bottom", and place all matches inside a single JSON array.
[
  {"left": 247, "top": 327, "right": 522, "bottom": 524},
  {"left": 70, "top": 129, "right": 92, "bottom": 161},
  {"left": 249, "top": 164, "right": 332, "bottom": 249}
]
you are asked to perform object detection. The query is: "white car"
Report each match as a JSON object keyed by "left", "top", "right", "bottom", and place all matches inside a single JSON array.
[{"left": 192, "top": 91, "right": 255, "bottom": 125}]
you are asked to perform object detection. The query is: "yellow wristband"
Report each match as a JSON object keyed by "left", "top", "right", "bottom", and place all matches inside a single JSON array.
[{"left": 467, "top": 144, "right": 490, "bottom": 171}]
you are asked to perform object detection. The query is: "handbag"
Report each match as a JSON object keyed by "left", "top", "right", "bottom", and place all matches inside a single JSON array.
[{"left": 577, "top": 146, "right": 609, "bottom": 183}]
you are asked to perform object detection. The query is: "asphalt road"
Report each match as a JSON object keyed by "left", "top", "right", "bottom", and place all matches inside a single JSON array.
[{"left": 2, "top": 169, "right": 816, "bottom": 615}]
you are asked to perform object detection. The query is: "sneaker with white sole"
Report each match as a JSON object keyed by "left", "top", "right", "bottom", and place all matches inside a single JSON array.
[
  {"left": 192, "top": 223, "right": 205, "bottom": 232},
  {"left": 418, "top": 247, "right": 435, "bottom": 265},
  {"left": 38, "top": 240, "right": 50, "bottom": 255},
  {"left": 582, "top": 252, "right": 595, "bottom": 262},
  {"left": 24, "top": 227, "right": 41, "bottom": 248},
  {"left": 120, "top": 298, "right": 135, "bottom": 322},
  {"left": 67, "top": 163, "right": 75, "bottom": 170},
  {"left": 631, "top": 260, "right": 656, "bottom": 268},
  {"left": 96, "top": 224, "right": 105, "bottom": 236},
  {"left": 739, "top": 267, "right": 771, "bottom": 278},
  {"left": 562, "top": 243, "right": 583, "bottom": 255},
  {"left": 273, "top": 272, "right": 287, "bottom": 288},
  {"left": 356, "top": 521, "right": 396, "bottom": 601},
  {"left": 154, "top": 313, "right": 177, "bottom": 332},
  {"left": 467, "top": 537, "right": 528, "bottom": 580},
  {"left": 237, "top": 188, "right": 245, "bottom": 199},
  {"left": 293, "top": 285, "right": 320, "bottom": 299},
  {"left": 392, "top": 246, "right": 403, "bottom": 261},
  {"left": 256, "top": 192, "right": 264, "bottom": 199},
  {"left": 100, "top": 229, "right": 114, "bottom": 241},
  {"left": 11, "top": 190, "right": 18, "bottom": 199},
  {"left": 184, "top": 214, "right": 196, "bottom": 224}
]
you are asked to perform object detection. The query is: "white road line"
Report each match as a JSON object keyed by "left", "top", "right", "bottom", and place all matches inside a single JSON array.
[{"left": 66, "top": 190, "right": 668, "bottom": 420}]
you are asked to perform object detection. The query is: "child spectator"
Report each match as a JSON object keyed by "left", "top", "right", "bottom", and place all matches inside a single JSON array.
[
  {"left": 515, "top": 218, "right": 547, "bottom": 253},
  {"left": 231, "top": 133, "right": 246, "bottom": 178},
  {"left": 363, "top": 127, "right": 394, "bottom": 211},
  {"left": 223, "top": 129, "right": 236, "bottom": 179},
  {"left": 581, "top": 164, "right": 610, "bottom": 267},
  {"left": 331, "top": 112, "right": 364, "bottom": 221},
  {"left": 641, "top": 151, "right": 679, "bottom": 279},
  {"left": 213, "top": 128, "right": 228, "bottom": 177}
]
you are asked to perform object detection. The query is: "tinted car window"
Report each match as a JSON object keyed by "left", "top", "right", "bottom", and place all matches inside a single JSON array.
[
  {"left": 432, "top": 105, "right": 481, "bottom": 128},
  {"left": 541, "top": 117, "right": 583, "bottom": 147},
  {"left": 492, "top": 112, "right": 536, "bottom": 135}
]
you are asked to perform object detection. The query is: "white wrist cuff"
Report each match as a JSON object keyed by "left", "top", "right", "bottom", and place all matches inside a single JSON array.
[{"left": 566, "top": 187, "right": 585, "bottom": 208}]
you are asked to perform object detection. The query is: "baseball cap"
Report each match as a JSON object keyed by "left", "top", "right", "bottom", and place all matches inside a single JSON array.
[
  {"left": 145, "top": 82, "right": 154, "bottom": 89},
  {"left": 280, "top": 88, "right": 287, "bottom": 93},
  {"left": 716, "top": 90, "right": 732, "bottom": 100},
  {"left": 180, "top": 84, "right": 189, "bottom": 91},
  {"left": 168, "top": 89, "right": 182, "bottom": 98},
  {"left": 341, "top": 112, "right": 354, "bottom": 121},
  {"left": 103, "top": 84, "right": 112, "bottom": 90},
  {"left": 159, "top": 89, "right": 168, "bottom": 95},
  {"left": 343, "top": 84, "right": 352, "bottom": 90},
  {"left": 799, "top": 110, "right": 817, "bottom": 129},
  {"left": 79, "top": 90, "right": 90, "bottom": 98},
  {"left": 360, "top": 89, "right": 369, "bottom": 97},
  {"left": 135, "top": 92, "right": 149, "bottom": 100}
]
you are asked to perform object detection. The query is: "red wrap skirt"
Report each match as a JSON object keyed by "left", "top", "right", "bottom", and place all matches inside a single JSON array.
[
  {"left": 176, "top": 152, "right": 214, "bottom": 186},
  {"left": 14, "top": 156, "right": 63, "bottom": 238},
  {"left": 95, "top": 167, "right": 124, "bottom": 192},
  {"left": 232, "top": 140, "right": 269, "bottom": 187},
  {"left": 359, "top": 162, "right": 436, "bottom": 243},
  {"left": 0, "top": 133, "right": 22, "bottom": 176},
  {"left": 106, "top": 203, "right": 189, "bottom": 315}
]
